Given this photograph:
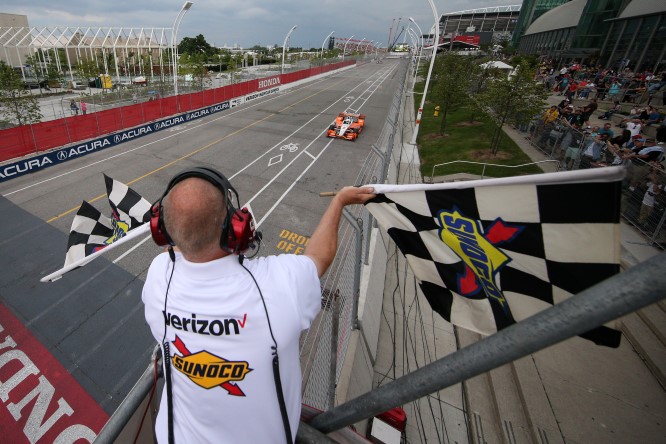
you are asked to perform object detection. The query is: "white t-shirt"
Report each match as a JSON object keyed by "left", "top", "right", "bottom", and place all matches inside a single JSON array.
[
  {"left": 142, "top": 252, "right": 321, "bottom": 443},
  {"left": 626, "top": 121, "right": 642, "bottom": 137}
]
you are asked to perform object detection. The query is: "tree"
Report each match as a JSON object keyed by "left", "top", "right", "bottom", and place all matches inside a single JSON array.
[
  {"left": 76, "top": 57, "right": 99, "bottom": 90},
  {"left": 429, "top": 52, "right": 478, "bottom": 134},
  {"left": 178, "top": 52, "right": 209, "bottom": 90},
  {"left": 0, "top": 61, "right": 42, "bottom": 126},
  {"left": 478, "top": 61, "right": 548, "bottom": 154},
  {"left": 178, "top": 34, "right": 214, "bottom": 56}
]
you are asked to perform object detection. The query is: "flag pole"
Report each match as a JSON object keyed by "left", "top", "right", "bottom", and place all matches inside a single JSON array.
[{"left": 40, "top": 223, "right": 152, "bottom": 283}]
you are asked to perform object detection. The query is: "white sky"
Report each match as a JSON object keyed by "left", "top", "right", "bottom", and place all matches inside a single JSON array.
[{"left": 3, "top": 0, "right": 519, "bottom": 49}]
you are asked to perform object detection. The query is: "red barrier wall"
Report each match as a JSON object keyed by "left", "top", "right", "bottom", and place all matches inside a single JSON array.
[{"left": 0, "top": 60, "right": 355, "bottom": 163}]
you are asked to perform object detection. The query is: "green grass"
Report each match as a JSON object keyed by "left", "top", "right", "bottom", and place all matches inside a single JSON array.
[{"left": 413, "top": 79, "right": 543, "bottom": 179}]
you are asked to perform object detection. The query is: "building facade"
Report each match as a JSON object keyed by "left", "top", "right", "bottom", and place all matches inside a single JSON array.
[
  {"left": 438, "top": 5, "right": 521, "bottom": 47},
  {"left": 517, "top": 0, "right": 665, "bottom": 72}
]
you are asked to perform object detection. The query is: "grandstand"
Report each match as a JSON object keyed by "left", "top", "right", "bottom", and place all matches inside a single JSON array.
[{"left": 438, "top": 5, "right": 521, "bottom": 45}]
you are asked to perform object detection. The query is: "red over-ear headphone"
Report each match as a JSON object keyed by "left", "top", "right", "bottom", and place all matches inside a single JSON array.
[{"left": 150, "top": 167, "right": 257, "bottom": 255}]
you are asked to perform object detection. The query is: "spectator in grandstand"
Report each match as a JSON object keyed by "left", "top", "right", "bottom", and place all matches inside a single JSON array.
[
  {"left": 644, "top": 108, "right": 663, "bottom": 126},
  {"left": 563, "top": 126, "right": 587, "bottom": 170},
  {"left": 657, "top": 120, "right": 666, "bottom": 143},
  {"left": 598, "top": 122, "right": 615, "bottom": 139},
  {"left": 581, "top": 99, "right": 598, "bottom": 124},
  {"left": 599, "top": 100, "right": 622, "bottom": 120},
  {"left": 606, "top": 80, "right": 622, "bottom": 100},
  {"left": 623, "top": 119, "right": 643, "bottom": 138},
  {"left": 623, "top": 138, "right": 665, "bottom": 164},
  {"left": 638, "top": 176, "right": 663, "bottom": 228},
  {"left": 579, "top": 133, "right": 610, "bottom": 169}
]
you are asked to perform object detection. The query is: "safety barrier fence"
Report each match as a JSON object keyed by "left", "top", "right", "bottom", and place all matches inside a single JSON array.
[
  {"left": 298, "top": 60, "right": 408, "bottom": 412},
  {"left": 0, "top": 60, "right": 355, "bottom": 163},
  {"left": 524, "top": 116, "right": 665, "bottom": 250}
]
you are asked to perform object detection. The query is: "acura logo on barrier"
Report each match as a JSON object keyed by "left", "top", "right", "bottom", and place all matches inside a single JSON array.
[
  {"left": 114, "top": 134, "right": 121, "bottom": 143},
  {"left": 57, "top": 151, "right": 68, "bottom": 161}
]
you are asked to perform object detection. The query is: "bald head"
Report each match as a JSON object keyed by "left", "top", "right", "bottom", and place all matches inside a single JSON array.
[{"left": 162, "top": 178, "right": 227, "bottom": 261}]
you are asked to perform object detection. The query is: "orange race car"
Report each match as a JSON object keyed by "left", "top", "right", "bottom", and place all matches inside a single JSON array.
[{"left": 327, "top": 112, "right": 366, "bottom": 141}]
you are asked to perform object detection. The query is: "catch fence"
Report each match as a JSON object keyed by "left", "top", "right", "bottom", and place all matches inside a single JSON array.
[
  {"left": 0, "top": 60, "right": 355, "bottom": 163},
  {"left": 523, "top": 115, "right": 665, "bottom": 250}
]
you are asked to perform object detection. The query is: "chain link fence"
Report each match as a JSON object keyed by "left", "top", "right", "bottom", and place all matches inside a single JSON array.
[
  {"left": 295, "top": 61, "right": 408, "bottom": 411},
  {"left": 521, "top": 115, "right": 665, "bottom": 249}
]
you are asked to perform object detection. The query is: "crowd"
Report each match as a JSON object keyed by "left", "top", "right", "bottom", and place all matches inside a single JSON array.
[
  {"left": 535, "top": 59, "right": 666, "bottom": 107},
  {"left": 526, "top": 61, "right": 665, "bottom": 240}
]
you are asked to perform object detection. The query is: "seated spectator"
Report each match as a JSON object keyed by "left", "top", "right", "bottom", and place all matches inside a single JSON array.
[
  {"left": 606, "top": 81, "right": 622, "bottom": 100},
  {"left": 624, "top": 119, "right": 643, "bottom": 137},
  {"left": 644, "top": 108, "right": 663, "bottom": 126},
  {"left": 599, "top": 100, "right": 622, "bottom": 120},
  {"left": 580, "top": 133, "right": 610, "bottom": 168},
  {"left": 598, "top": 122, "right": 614, "bottom": 139},
  {"left": 563, "top": 127, "right": 586, "bottom": 170},
  {"left": 581, "top": 98, "right": 598, "bottom": 124},
  {"left": 657, "top": 119, "right": 666, "bottom": 143},
  {"left": 622, "top": 138, "right": 665, "bottom": 164}
]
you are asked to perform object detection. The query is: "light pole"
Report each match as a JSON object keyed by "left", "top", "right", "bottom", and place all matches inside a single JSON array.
[
  {"left": 410, "top": 0, "right": 439, "bottom": 146},
  {"left": 172, "top": 1, "right": 193, "bottom": 97},
  {"left": 320, "top": 31, "right": 334, "bottom": 60},
  {"left": 342, "top": 35, "right": 354, "bottom": 61},
  {"left": 408, "top": 18, "right": 424, "bottom": 83},
  {"left": 357, "top": 38, "right": 366, "bottom": 54},
  {"left": 406, "top": 27, "right": 421, "bottom": 80},
  {"left": 281, "top": 25, "right": 297, "bottom": 74},
  {"left": 364, "top": 40, "right": 374, "bottom": 54}
]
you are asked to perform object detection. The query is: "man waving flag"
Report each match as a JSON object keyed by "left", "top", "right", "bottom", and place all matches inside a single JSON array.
[
  {"left": 64, "top": 175, "right": 151, "bottom": 267},
  {"left": 365, "top": 167, "right": 624, "bottom": 347}
]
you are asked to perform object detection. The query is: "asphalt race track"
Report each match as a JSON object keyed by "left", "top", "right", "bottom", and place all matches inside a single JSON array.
[{"left": 0, "top": 58, "right": 405, "bottom": 426}]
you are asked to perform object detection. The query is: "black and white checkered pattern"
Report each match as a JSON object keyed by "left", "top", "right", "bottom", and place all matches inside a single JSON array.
[
  {"left": 64, "top": 176, "right": 151, "bottom": 267},
  {"left": 366, "top": 167, "right": 624, "bottom": 347},
  {"left": 104, "top": 174, "right": 152, "bottom": 228},
  {"left": 65, "top": 201, "right": 115, "bottom": 267}
]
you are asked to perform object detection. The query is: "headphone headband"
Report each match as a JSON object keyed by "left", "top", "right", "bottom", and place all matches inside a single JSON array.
[{"left": 150, "top": 166, "right": 256, "bottom": 254}]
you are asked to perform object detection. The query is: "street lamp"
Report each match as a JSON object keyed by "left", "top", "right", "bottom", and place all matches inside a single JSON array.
[
  {"left": 357, "top": 38, "right": 366, "bottom": 53},
  {"left": 172, "top": 1, "right": 193, "bottom": 97},
  {"left": 406, "top": 27, "right": 422, "bottom": 83},
  {"left": 320, "top": 31, "right": 334, "bottom": 60},
  {"left": 342, "top": 35, "right": 354, "bottom": 61},
  {"left": 281, "top": 25, "right": 297, "bottom": 74},
  {"left": 410, "top": 0, "right": 439, "bottom": 146},
  {"left": 409, "top": 17, "right": 424, "bottom": 45},
  {"left": 364, "top": 40, "right": 374, "bottom": 53}
]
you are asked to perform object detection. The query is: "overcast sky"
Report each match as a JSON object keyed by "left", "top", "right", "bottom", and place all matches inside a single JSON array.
[{"left": 5, "top": 0, "right": 519, "bottom": 49}]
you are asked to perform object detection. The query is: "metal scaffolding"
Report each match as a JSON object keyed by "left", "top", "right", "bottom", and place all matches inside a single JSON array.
[{"left": 0, "top": 26, "right": 173, "bottom": 86}]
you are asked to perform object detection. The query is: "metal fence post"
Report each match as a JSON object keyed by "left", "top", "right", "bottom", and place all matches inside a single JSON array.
[
  {"left": 342, "top": 208, "right": 362, "bottom": 330},
  {"left": 328, "top": 296, "right": 340, "bottom": 409}
]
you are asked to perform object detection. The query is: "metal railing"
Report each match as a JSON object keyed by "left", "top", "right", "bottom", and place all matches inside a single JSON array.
[
  {"left": 430, "top": 159, "right": 561, "bottom": 181},
  {"left": 521, "top": 115, "right": 665, "bottom": 250}
]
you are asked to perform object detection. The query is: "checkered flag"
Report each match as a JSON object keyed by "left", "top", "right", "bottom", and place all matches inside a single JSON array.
[
  {"left": 366, "top": 167, "right": 624, "bottom": 347},
  {"left": 64, "top": 176, "right": 151, "bottom": 267},
  {"left": 104, "top": 174, "right": 152, "bottom": 228}
]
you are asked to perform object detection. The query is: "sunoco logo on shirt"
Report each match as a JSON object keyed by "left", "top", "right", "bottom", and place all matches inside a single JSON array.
[{"left": 171, "top": 336, "right": 251, "bottom": 396}]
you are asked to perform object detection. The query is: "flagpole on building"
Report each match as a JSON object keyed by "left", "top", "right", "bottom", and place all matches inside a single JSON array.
[{"left": 41, "top": 223, "right": 151, "bottom": 283}]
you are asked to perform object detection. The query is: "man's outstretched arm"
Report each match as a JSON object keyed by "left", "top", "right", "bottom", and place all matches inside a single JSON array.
[{"left": 305, "top": 186, "right": 376, "bottom": 277}]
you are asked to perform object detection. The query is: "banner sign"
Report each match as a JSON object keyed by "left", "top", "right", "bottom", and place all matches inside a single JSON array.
[{"left": 0, "top": 99, "right": 240, "bottom": 183}]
